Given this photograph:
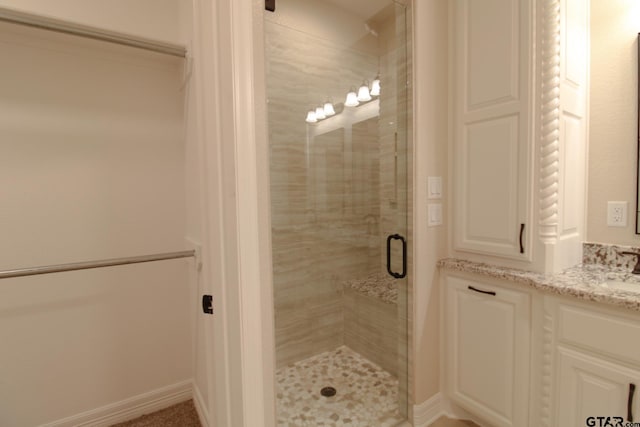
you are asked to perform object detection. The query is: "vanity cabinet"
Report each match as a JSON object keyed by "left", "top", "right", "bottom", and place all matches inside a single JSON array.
[
  {"left": 555, "top": 348, "right": 640, "bottom": 426},
  {"left": 547, "top": 298, "right": 640, "bottom": 426},
  {"left": 444, "top": 273, "right": 531, "bottom": 427},
  {"left": 441, "top": 265, "right": 640, "bottom": 427}
]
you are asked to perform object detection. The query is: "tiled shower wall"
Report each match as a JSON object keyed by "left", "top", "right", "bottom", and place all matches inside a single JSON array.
[{"left": 266, "top": 4, "right": 408, "bottom": 369}]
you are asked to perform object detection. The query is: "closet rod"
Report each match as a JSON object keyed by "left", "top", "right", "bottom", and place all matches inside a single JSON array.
[
  {"left": 0, "top": 7, "right": 186, "bottom": 58},
  {"left": 0, "top": 250, "right": 196, "bottom": 280}
]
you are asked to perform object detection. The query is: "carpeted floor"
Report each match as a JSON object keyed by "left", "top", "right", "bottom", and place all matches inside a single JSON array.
[{"left": 110, "top": 400, "right": 201, "bottom": 427}]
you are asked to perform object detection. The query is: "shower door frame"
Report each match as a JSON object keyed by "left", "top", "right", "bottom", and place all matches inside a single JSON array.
[{"left": 196, "top": 0, "right": 433, "bottom": 426}]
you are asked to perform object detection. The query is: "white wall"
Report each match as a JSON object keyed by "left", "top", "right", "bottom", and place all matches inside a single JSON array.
[
  {"left": 413, "top": 0, "right": 449, "bottom": 405},
  {"left": 588, "top": 0, "right": 640, "bottom": 245},
  {"left": 0, "top": 0, "right": 185, "bottom": 44},
  {"left": 0, "top": 22, "right": 191, "bottom": 426},
  {"left": 267, "top": 0, "right": 379, "bottom": 53}
]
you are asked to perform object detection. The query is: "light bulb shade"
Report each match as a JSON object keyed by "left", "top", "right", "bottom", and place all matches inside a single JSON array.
[
  {"left": 357, "top": 84, "right": 372, "bottom": 102},
  {"left": 305, "top": 110, "right": 317, "bottom": 123},
  {"left": 344, "top": 90, "right": 359, "bottom": 107},
  {"left": 370, "top": 78, "right": 381, "bottom": 96},
  {"left": 315, "top": 106, "right": 326, "bottom": 120},
  {"left": 323, "top": 102, "right": 336, "bottom": 116}
]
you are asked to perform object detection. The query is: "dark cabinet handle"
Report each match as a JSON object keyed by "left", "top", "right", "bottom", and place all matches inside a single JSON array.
[
  {"left": 386, "top": 234, "right": 407, "bottom": 279},
  {"left": 468, "top": 285, "right": 496, "bottom": 296},
  {"left": 629, "top": 383, "right": 636, "bottom": 422},
  {"left": 519, "top": 223, "right": 525, "bottom": 254}
]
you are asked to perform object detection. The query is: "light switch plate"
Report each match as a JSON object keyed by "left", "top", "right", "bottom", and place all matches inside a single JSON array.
[
  {"left": 428, "top": 176, "right": 442, "bottom": 199},
  {"left": 428, "top": 203, "right": 442, "bottom": 226}
]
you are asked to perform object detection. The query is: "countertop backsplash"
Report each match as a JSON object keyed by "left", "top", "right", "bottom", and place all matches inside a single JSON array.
[{"left": 583, "top": 242, "right": 640, "bottom": 269}]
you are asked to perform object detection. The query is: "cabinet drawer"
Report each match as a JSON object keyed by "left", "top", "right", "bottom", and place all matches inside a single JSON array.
[{"left": 557, "top": 303, "right": 640, "bottom": 365}]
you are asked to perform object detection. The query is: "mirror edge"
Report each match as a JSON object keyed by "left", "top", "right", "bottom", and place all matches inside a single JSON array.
[{"left": 637, "top": 32, "right": 640, "bottom": 234}]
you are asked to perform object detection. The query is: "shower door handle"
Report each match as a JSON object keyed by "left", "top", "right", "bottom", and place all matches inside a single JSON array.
[{"left": 386, "top": 234, "right": 407, "bottom": 279}]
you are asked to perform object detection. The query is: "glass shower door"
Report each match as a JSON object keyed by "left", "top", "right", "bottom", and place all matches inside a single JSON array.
[{"left": 265, "top": 1, "right": 410, "bottom": 425}]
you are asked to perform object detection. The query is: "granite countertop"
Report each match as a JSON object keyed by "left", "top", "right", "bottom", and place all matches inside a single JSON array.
[{"left": 438, "top": 258, "right": 640, "bottom": 312}]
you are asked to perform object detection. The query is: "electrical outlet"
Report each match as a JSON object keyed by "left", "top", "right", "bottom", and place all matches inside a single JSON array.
[{"left": 607, "top": 201, "right": 628, "bottom": 227}]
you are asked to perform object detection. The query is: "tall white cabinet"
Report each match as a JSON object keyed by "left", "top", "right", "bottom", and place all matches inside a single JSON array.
[
  {"left": 450, "top": 0, "right": 589, "bottom": 274},
  {"left": 452, "top": 0, "right": 532, "bottom": 261}
]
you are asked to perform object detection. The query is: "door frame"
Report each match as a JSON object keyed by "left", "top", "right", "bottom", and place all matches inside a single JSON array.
[
  {"left": 193, "top": 0, "right": 275, "bottom": 425},
  {"left": 196, "top": 0, "right": 442, "bottom": 426}
]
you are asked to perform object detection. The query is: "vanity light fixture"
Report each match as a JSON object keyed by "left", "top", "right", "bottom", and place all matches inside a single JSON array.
[
  {"left": 315, "top": 106, "right": 326, "bottom": 120},
  {"left": 305, "top": 109, "right": 317, "bottom": 123},
  {"left": 357, "top": 81, "right": 372, "bottom": 102},
  {"left": 306, "top": 77, "right": 379, "bottom": 123},
  {"left": 323, "top": 101, "right": 336, "bottom": 116},
  {"left": 345, "top": 87, "right": 360, "bottom": 107},
  {"left": 370, "top": 75, "right": 381, "bottom": 97}
]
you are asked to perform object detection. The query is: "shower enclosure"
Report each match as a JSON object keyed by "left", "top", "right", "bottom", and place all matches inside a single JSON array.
[{"left": 265, "top": 0, "right": 411, "bottom": 425}]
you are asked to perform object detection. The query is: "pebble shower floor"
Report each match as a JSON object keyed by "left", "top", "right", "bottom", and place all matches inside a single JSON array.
[{"left": 275, "top": 346, "right": 404, "bottom": 426}]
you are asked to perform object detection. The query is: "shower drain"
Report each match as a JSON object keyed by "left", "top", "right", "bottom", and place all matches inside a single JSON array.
[{"left": 320, "top": 386, "right": 337, "bottom": 397}]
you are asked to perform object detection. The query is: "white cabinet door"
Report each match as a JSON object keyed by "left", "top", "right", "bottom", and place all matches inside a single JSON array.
[
  {"left": 555, "top": 347, "right": 640, "bottom": 427},
  {"left": 451, "top": 0, "right": 531, "bottom": 260},
  {"left": 446, "top": 275, "right": 531, "bottom": 427}
]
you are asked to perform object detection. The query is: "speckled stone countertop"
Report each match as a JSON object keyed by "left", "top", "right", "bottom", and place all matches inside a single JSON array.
[
  {"left": 342, "top": 272, "right": 397, "bottom": 305},
  {"left": 438, "top": 250, "right": 640, "bottom": 312}
]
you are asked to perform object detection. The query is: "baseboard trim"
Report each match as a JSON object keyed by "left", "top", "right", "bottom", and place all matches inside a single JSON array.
[
  {"left": 40, "top": 380, "right": 193, "bottom": 427},
  {"left": 193, "top": 383, "right": 210, "bottom": 427},
  {"left": 413, "top": 392, "right": 445, "bottom": 427}
]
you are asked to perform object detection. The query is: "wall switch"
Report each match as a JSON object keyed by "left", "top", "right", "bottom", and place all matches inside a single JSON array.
[
  {"left": 428, "top": 203, "right": 442, "bottom": 226},
  {"left": 428, "top": 176, "right": 442, "bottom": 199},
  {"left": 607, "top": 201, "right": 628, "bottom": 227}
]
